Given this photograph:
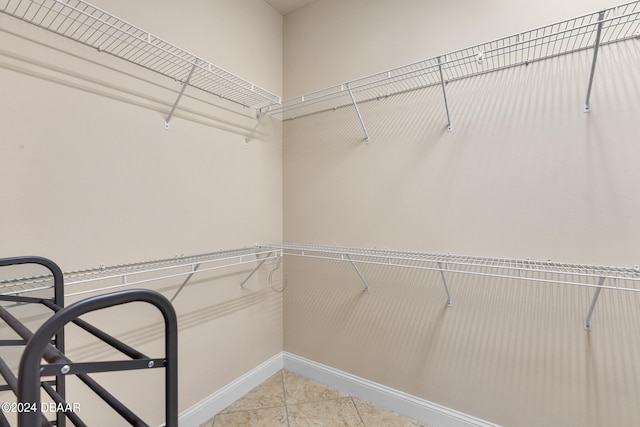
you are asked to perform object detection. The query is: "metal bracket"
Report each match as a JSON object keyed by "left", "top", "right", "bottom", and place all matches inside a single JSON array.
[
  {"left": 170, "top": 263, "right": 200, "bottom": 303},
  {"left": 437, "top": 262, "right": 453, "bottom": 307},
  {"left": 584, "top": 11, "right": 605, "bottom": 113},
  {"left": 344, "top": 254, "right": 370, "bottom": 294},
  {"left": 245, "top": 101, "right": 277, "bottom": 148},
  {"left": 240, "top": 252, "right": 273, "bottom": 290},
  {"left": 244, "top": 110, "right": 266, "bottom": 148},
  {"left": 584, "top": 276, "right": 606, "bottom": 330},
  {"left": 165, "top": 60, "right": 198, "bottom": 129},
  {"left": 437, "top": 56, "right": 453, "bottom": 132},
  {"left": 345, "top": 83, "right": 371, "bottom": 144}
]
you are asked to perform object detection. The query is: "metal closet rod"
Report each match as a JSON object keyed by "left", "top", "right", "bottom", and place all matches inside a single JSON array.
[
  {"left": 268, "top": 0, "right": 640, "bottom": 119},
  {"left": 0, "top": 247, "right": 282, "bottom": 299},
  {"left": 263, "top": 243, "right": 640, "bottom": 292}
]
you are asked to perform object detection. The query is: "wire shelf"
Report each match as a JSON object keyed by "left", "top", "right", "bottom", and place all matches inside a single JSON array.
[
  {"left": 267, "top": 242, "right": 640, "bottom": 292},
  {"left": 0, "top": 0, "right": 281, "bottom": 109},
  {"left": 267, "top": 0, "right": 640, "bottom": 120},
  {"left": 0, "top": 247, "right": 281, "bottom": 298}
]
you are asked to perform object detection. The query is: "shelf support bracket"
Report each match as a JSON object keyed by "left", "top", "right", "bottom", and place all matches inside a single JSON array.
[
  {"left": 437, "top": 262, "right": 453, "bottom": 307},
  {"left": 584, "top": 11, "right": 605, "bottom": 113},
  {"left": 438, "top": 56, "right": 453, "bottom": 132},
  {"left": 170, "top": 263, "right": 200, "bottom": 303},
  {"left": 240, "top": 252, "right": 273, "bottom": 290},
  {"left": 584, "top": 276, "right": 606, "bottom": 330},
  {"left": 165, "top": 60, "right": 198, "bottom": 129},
  {"left": 245, "top": 101, "right": 277, "bottom": 148},
  {"left": 346, "top": 83, "right": 371, "bottom": 144},
  {"left": 345, "top": 254, "right": 370, "bottom": 294}
]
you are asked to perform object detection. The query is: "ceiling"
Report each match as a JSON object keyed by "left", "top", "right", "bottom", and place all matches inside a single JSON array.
[{"left": 264, "top": 0, "right": 315, "bottom": 15}]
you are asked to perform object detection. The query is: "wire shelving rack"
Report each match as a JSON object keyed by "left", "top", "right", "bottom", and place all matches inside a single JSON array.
[
  {"left": 0, "top": 247, "right": 282, "bottom": 301},
  {"left": 267, "top": 242, "right": 640, "bottom": 330},
  {"left": 2, "top": 243, "right": 638, "bottom": 329},
  {"left": 0, "top": 0, "right": 281, "bottom": 116},
  {"left": 267, "top": 0, "right": 640, "bottom": 135},
  {"left": 271, "top": 242, "right": 640, "bottom": 290}
]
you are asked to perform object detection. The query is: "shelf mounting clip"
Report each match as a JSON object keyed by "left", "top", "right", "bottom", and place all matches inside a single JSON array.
[
  {"left": 165, "top": 60, "right": 199, "bottom": 129},
  {"left": 584, "top": 11, "right": 606, "bottom": 113},
  {"left": 345, "top": 83, "right": 371, "bottom": 144}
]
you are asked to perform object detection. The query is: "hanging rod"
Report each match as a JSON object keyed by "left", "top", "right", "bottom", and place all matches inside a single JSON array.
[
  {"left": 267, "top": 0, "right": 640, "bottom": 120},
  {"left": 263, "top": 243, "right": 640, "bottom": 292},
  {"left": 0, "top": 247, "right": 282, "bottom": 299},
  {"left": 0, "top": 0, "right": 281, "bottom": 110}
]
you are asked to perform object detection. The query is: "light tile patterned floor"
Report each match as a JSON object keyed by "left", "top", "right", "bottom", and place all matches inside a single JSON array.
[{"left": 200, "top": 370, "right": 427, "bottom": 427}]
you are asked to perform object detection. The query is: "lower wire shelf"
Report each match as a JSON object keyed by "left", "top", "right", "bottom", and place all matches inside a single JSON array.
[{"left": 0, "top": 256, "right": 178, "bottom": 427}]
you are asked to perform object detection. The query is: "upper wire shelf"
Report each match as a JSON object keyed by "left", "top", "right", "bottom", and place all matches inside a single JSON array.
[
  {"left": 267, "top": 0, "right": 640, "bottom": 120},
  {"left": 0, "top": 0, "right": 281, "bottom": 110},
  {"left": 267, "top": 242, "right": 640, "bottom": 292},
  {"left": 0, "top": 247, "right": 282, "bottom": 298}
]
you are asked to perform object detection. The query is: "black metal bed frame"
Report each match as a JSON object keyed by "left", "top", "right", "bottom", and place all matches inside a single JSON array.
[{"left": 0, "top": 256, "right": 178, "bottom": 427}]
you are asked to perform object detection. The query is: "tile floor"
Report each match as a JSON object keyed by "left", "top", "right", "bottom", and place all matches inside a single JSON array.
[{"left": 200, "top": 370, "right": 428, "bottom": 427}]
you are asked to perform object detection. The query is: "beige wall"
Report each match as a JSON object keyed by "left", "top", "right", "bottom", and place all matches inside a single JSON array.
[
  {"left": 283, "top": 1, "right": 640, "bottom": 426},
  {"left": 0, "top": 0, "right": 283, "bottom": 425},
  {"left": 3, "top": 0, "right": 640, "bottom": 426}
]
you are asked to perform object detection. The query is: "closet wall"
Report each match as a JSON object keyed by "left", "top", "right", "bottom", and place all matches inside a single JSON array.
[
  {"left": 282, "top": 1, "right": 640, "bottom": 426},
  {"left": 0, "top": 0, "right": 283, "bottom": 424}
]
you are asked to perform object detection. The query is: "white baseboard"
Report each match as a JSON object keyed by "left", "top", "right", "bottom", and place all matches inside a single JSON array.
[
  {"left": 178, "top": 352, "right": 283, "bottom": 427},
  {"left": 178, "top": 351, "right": 501, "bottom": 427},
  {"left": 282, "top": 352, "right": 502, "bottom": 427}
]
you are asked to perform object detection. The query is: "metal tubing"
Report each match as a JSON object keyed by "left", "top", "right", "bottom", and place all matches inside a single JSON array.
[
  {"left": 41, "top": 381, "right": 87, "bottom": 427},
  {"left": 584, "top": 11, "right": 606, "bottom": 112},
  {"left": 0, "top": 357, "right": 18, "bottom": 393},
  {"left": 0, "top": 306, "right": 66, "bottom": 365},
  {"left": 437, "top": 262, "right": 453, "bottom": 307},
  {"left": 345, "top": 254, "right": 370, "bottom": 294},
  {"left": 165, "top": 60, "right": 198, "bottom": 129},
  {"left": 240, "top": 254, "right": 272, "bottom": 290},
  {"left": 0, "top": 360, "right": 50, "bottom": 426},
  {"left": 17, "top": 289, "right": 178, "bottom": 427},
  {"left": 0, "top": 256, "right": 66, "bottom": 427},
  {"left": 41, "top": 299, "right": 150, "bottom": 360},
  {"left": 40, "top": 359, "right": 165, "bottom": 376},
  {"left": 437, "top": 56, "right": 453, "bottom": 132},
  {"left": 585, "top": 277, "right": 606, "bottom": 330},
  {"left": 0, "top": 339, "right": 27, "bottom": 346},
  {"left": 170, "top": 263, "right": 200, "bottom": 302},
  {"left": 0, "top": 305, "right": 143, "bottom": 425},
  {"left": 0, "top": 295, "right": 49, "bottom": 304},
  {"left": 75, "top": 374, "right": 147, "bottom": 426},
  {"left": 0, "top": 412, "right": 10, "bottom": 427},
  {"left": 346, "top": 83, "right": 371, "bottom": 143}
]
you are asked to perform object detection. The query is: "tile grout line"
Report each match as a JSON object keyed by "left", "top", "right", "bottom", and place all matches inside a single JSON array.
[
  {"left": 350, "top": 396, "right": 367, "bottom": 427},
  {"left": 281, "top": 370, "right": 291, "bottom": 426}
]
